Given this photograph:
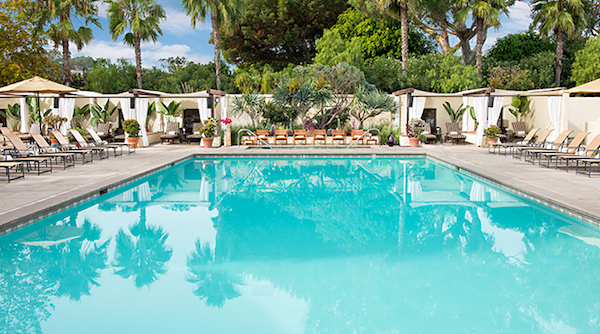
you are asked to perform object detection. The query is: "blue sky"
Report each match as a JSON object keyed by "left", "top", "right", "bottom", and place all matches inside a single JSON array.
[{"left": 70, "top": 0, "right": 533, "bottom": 69}]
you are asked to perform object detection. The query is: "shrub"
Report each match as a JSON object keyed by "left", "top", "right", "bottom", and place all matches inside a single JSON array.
[{"left": 123, "top": 119, "right": 140, "bottom": 137}]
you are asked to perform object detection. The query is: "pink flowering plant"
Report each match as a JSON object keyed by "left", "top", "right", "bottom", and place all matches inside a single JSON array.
[{"left": 220, "top": 118, "right": 232, "bottom": 124}]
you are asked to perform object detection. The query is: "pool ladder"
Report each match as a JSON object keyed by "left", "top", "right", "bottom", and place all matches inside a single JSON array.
[{"left": 237, "top": 129, "right": 272, "bottom": 149}]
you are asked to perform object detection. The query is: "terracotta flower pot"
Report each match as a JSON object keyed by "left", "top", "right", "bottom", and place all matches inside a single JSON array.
[
  {"left": 202, "top": 137, "right": 213, "bottom": 149},
  {"left": 409, "top": 137, "right": 420, "bottom": 147},
  {"left": 50, "top": 138, "right": 58, "bottom": 144},
  {"left": 487, "top": 137, "right": 497, "bottom": 148},
  {"left": 127, "top": 137, "right": 139, "bottom": 148}
]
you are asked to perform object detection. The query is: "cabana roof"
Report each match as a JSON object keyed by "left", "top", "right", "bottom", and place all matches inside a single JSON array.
[
  {"left": 393, "top": 87, "right": 565, "bottom": 97},
  {"left": 566, "top": 78, "right": 600, "bottom": 94}
]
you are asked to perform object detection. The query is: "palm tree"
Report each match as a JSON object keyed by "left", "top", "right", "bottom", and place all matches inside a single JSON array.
[
  {"left": 106, "top": 0, "right": 166, "bottom": 89},
  {"left": 531, "top": 0, "right": 586, "bottom": 86},
  {"left": 376, "top": 0, "right": 411, "bottom": 74},
  {"left": 33, "top": 0, "right": 101, "bottom": 86},
  {"left": 457, "top": 0, "right": 512, "bottom": 77},
  {"left": 181, "top": 0, "right": 244, "bottom": 90}
]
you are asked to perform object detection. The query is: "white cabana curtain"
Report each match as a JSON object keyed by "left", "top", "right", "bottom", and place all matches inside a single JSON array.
[
  {"left": 220, "top": 96, "right": 228, "bottom": 130},
  {"left": 462, "top": 96, "right": 469, "bottom": 131},
  {"left": 393, "top": 95, "right": 401, "bottom": 127},
  {"left": 120, "top": 98, "right": 135, "bottom": 120},
  {"left": 135, "top": 97, "right": 149, "bottom": 147},
  {"left": 198, "top": 98, "right": 209, "bottom": 122},
  {"left": 473, "top": 96, "right": 488, "bottom": 147},
  {"left": 154, "top": 97, "right": 163, "bottom": 132},
  {"left": 19, "top": 97, "right": 29, "bottom": 133},
  {"left": 548, "top": 96, "right": 562, "bottom": 141},
  {"left": 488, "top": 96, "right": 504, "bottom": 130},
  {"left": 58, "top": 98, "right": 75, "bottom": 135},
  {"left": 408, "top": 97, "right": 426, "bottom": 120}
]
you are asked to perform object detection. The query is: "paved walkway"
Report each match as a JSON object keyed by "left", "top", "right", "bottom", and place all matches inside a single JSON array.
[{"left": 1, "top": 142, "right": 599, "bottom": 234}]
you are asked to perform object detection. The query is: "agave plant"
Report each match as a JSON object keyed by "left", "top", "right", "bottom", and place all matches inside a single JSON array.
[
  {"left": 157, "top": 101, "right": 182, "bottom": 122},
  {"left": 351, "top": 86, "right": 397, "bottom": 128},
  {"left": 231, "top": 92, "right": 265, "bottom": 127},
  {"left": 91, "top": 101, "right": 117, "bottom": 127},
  {"left": 0, "top": 103, "right": 21, "bottom": 131},
  {"left": 443, "top": 102, "right": 467, "bottom": 123}
]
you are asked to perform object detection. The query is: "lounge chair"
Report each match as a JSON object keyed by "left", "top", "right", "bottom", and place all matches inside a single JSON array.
[
  {"left": 492, "top": 128, "right": 539, "bottom": 155},
  {"left": 523, "top": 130, "right": 573, "bottom": 164},
  {"left": 500, "top": 121, "right": 527, "bottom": 143},
  {"left": 0, "top": 161, "right": 25, "bottom": 183},
  {"left": 256, "top": 129, "right": 269, "bottom": 145},
  {"left": 365, "top": 131, "right": 379, "bottom": 145},
  {"left": 553, "top": 134, "right": 600, "bottom": 171},
  {"left": 293, "top": 129, "right": 307, "bottom": 145},
  {"left": 512, "top": 129, "right": 553, "bottom": 160},
  {"left": 87, "top": 127, "right": 135, "bottom": 154},
  {"left": 274, "top": 129, "right": 288, "bottom": 145},
  {"left": 445, "top": 122, "right": 466, "bottom": 144},
  {"left": 537, "top": 132, "right": 589, "bottom": 168},
  {"left": 18, "top": 123, "right": 41, "bottom": 143},
  {"left": 313, "top": 129, "right": 326, "bottom": 145},
  {"left": 48, "top": 131, "right": 94, "bottom": 164},
  {"left": 350, "top": 130, "right": 365, "bottom": 145},
  {"left": 30, "top": 133, "right": 76, "bottom": 168},
  {"left": 186, "top": 123, "right": 203, "bottom": 144},
  {"left": 95, "top": 123, "right": 112, "bottom": 142},
  {"left": 331, "top": 130, "right": 346, "bottom": 145},
  {"left": 160, "top": 122, "right": 180, "bottom": 144},
  {"left": 421, "top": 124, "right": 438, "bottom": 144},
  {"left": 69, "top": 129, "right": 122, "bottom": 157},
  {"left": 53, "top": 130, "right": 106, "bottom": 161},
  {"left": 575, "top": 157, "right": 600, "bottom": 177},
  {"left": 0, "top": 129, "right": 53, "bottom": 175}
]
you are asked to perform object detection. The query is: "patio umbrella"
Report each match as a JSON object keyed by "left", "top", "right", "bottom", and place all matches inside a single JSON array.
[
  {"left": 0, "top": 76, "right": 77, "bottom": 126},
  {"left": 14, "top": 225, "right": 84, "bottom": 248}
]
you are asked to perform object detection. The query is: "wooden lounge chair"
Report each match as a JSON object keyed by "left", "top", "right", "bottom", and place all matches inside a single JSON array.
[
  {"left": 0, "top": 129, "right": 53, "bottom": 175},
  {"left": 537, "top": 132, "right": 589, "bottom": 168},
  {"left": 30, "top": 132, "right": 76, "bottom": 168},
  {"left": 553, "top": 134, "right": 600, "bottom": 172},
  {"left": 87, "top": 127, "right": 135, "bottom": 154},
  {"left": 48, "top": 131, "right": 94, "bottom": 164},
  {"left": 186, "top": 123, "right": 203, "bottom": 144},
  {"left": 512, "top": 129, "right": 553, "bottom": 160},
  {"left": 365, "top": 131, "right": 379, "bottom": 145},
  {"left": 445, "top": 122, "right": 466, "bottom": 144},
  {"left": 523, "top": 130, "right": 573, "bottom": 164},
  {"left": 492, "top": 128, "right": 539, "bottom": 155},
  {"left": 421, "top": 124, "right": 438, "bottom": 144},
  {"left": 332, "top": 130, "right": 346, "bottom": 145},
  {"left": 293, "top": 129, "right": 308, "bottom": 145},
  {"left": 70, "top": 129, "right": 122, "bottom": 157},
  {"left": 350, "top": 130, "right": 365, "bottom": 145},
  {"left": 313, "top": 129, "right": 326, "bottom": 145},
  {"left": 256, "top": 129, "right": 269, "bottom": 145},
  {"left": 0, "top": 161, "right": 25, "bottom": 183},
  {"left": 274, "top": 129, "right": 288, "bottom": 145},
  {"left": 160, "top": 122, "right": 180, "bottom": 144}
]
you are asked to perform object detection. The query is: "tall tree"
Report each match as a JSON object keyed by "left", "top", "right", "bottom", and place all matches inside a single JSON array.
[
  {"left": 181, "top": 0, "right": 244, "bottom": 91},
  {"left": 107, "top": 0, "right": 166, "bottom": 89},
  {"left": 33, "top": 0, "right": 101, "bottom": 86},
  {"left": 531, "top": 0, "right": 586, "bottom": 86},
  {"left": 457, "top": 0, "right": 512, "bottom": 77}
]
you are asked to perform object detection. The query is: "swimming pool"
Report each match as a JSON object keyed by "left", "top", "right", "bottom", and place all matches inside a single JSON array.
[{"left": 2, "top": 157, "right": 600, "bottom": 333}]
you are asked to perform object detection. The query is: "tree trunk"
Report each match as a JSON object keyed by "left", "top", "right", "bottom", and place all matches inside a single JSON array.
[
  {"left": 210, "top": 0, "right": 221, "bottom": 91},
  {"left": 439, "top": 29, "right": 450, "bottom": 54},
  {"left": 475, "top": 17, "right": 485, "bottom": 78},
  {"left": 134, "top": 33, "right": 143, "bottom": 89},
  {"left": 555, "top": 29, "right": 564, "bottom": 86},
  {"left": 62, "top": 38, "right": 71, "bottom": 86},
  {"left": 400, "top": 1, "right": 409, "bottom": 75}
]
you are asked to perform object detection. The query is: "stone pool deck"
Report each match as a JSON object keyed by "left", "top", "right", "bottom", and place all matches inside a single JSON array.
[{"left": 1, "top": 142, "right": 599, "bottom": 234}]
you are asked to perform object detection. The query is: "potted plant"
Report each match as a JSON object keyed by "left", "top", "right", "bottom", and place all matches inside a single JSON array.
[
  {"left": 484, "top": 125, "right": 502, "bottom": 148},
  {"left": 123, "top": 119, "right": 141, "bottom": 148},
  {"left": 201, "top": 117, "right": 217, "bottom": 148},
  {"left": 408, "top": 118, "right": 426, "bottom": 147},
  {"left": 43, "top": 114, "right": 67, "bottom": 132}
]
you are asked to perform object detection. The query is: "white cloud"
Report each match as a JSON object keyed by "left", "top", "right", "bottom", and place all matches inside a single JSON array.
[
  {"left": 69, "top": 40, "right": 213, "bottom": 67},
  {"left": 98, "top": 2, "right": 109, "bottom": 18},
  {"left": 502, "top": 1, "right": 532, "bottom": 32},
  {"left": 162, "top": 6, "right": 212, "bottom": 35}
]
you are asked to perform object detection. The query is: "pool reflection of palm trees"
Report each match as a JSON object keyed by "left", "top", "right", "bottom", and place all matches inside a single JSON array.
[
  {"left": 113, "top": 209, "right": 173, "bottom": 288},
  {"left": 186, "top": 241, "right": 243, "bottom": 308}
]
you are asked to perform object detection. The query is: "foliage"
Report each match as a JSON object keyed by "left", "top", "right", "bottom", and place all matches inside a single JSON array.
[
  {"left": 469, "top": 106, "right": 478, "bottom": 129},
  {"left": 26, "top": 97, "right": 52, "bottom": 125},
  {"left": 487, "top": 66, "right": 535, "bottom": 91},
  {"left": 231, "top": 93, "right": 265, "bottom": 127},
  {"left": 399, "top": 54, "right": 480, "bottom": 93},
  {"left": 90, "top": 100, "right": 117, "bottom": 127},
  {"left": 508, "top": 96, "right": 531, "bottom": 122},
  {"left": 0, "top": 103, "right": 21, "bottom": 131},
  {"left": 571, "top": 36, "right": 600, "bottom": 86},
  {"left": 259, "top": 101, "right": 299, "bottom": 126},
  {"left": 220, "top": 0, "right": 348, "bottom": 70},
  {"left": 0, "top": 0, "right": 60, "bottom": 86},
  {"left": 330, "top": 8, "right": 436, "bottom": 61},
  {"left": 487, "top": 31, "right": 555, "bottom": 62},
  {"left": 67, "top": 127, "right": 87, "bottom": 143},
  {"left": 201, "top": 117, "right": 217, "bottom": 137},
  {"left": 157, "top": 101, "right": 182, "bottom": 120},
  {"left": 146, "top": 101, "right": 155, "bottom": 129},
  {"left": 122, "top": 119, "right": 140, "bottom": 137},
  {"left": 84, "top": 58, "right": 137, "bottom": 93},
  {"left": 350, "top": 87, "right": 397, "bottom": 128},
  {"left": 144, "top": 58, "right": 235, "bottom": 93},
  {"left": 371, "top": 124, "right": 402, "bottom": 145},
  {"left": 315, "top": 29, "right": 364, "bottom": 68},
  {"left": 43, "top": 114, "right": 67, "bottom": 131},
  {"left": 233, "top": 64, "right": 278, "bottom": 94},
  {"left": 407, "top": 118, "right": 426, "bottom": 137},
  {"left": 443, "top": 102, "right": 467, "bottom": 123},
  {"left": 362, "top": 57, "right": 404, "bottom": 93},
  {"left": 484, "top": 124, "right": 502, "bottom": 138},
  {"left": 71, "top": 104, "right": 90, "bottom": 129}
]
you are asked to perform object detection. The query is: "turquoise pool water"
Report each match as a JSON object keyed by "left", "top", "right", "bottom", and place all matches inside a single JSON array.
[{"left": 2, "top": 157, "right": 600, "bottom": 333}]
